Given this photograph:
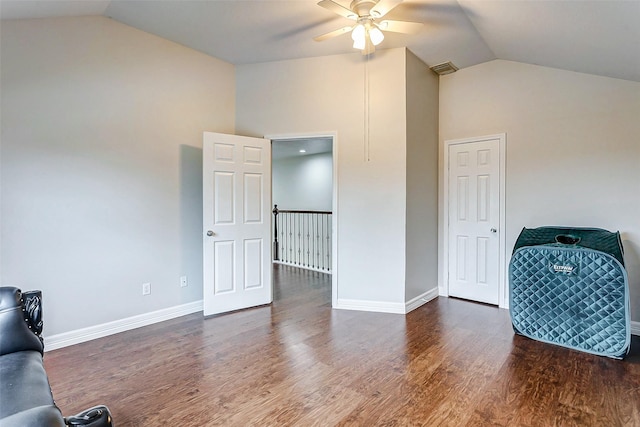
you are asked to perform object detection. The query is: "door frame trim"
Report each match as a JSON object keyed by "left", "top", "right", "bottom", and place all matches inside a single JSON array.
[
  {"left": 441, "top": 133, "right": 507, "bottom": 308},
  {"left": 266, "top": 131, "right": 339, "bottom": 309}
]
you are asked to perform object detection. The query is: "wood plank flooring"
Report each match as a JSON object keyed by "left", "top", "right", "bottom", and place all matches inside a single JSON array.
[{"left": 45, "top": 264, "right": 640, "bottom": 426}]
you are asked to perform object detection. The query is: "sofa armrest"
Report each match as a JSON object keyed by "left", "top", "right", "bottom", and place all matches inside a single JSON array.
[
  {"left": 0, "top": 287, "right": 45, "bottom": 355},
  {"left": 22, "top": 290, "right": 44, "bottom": 337}
]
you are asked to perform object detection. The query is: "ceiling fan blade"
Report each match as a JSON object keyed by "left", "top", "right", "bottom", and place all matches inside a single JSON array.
[
  {"left": 314, "top": 26, "right": 354, "bottom": 42},
  {"left": 370, "top": 0, "right": 403, "bottom": 19},
  {"left": 378, "top": 20, "right": 423, "bottom": 34},
  {"left": 317, "top": 0, "right": 357, "bottom": 20}
]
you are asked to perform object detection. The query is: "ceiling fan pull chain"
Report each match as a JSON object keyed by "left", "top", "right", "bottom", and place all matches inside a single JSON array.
[{"left": 364, "top": 55, "right": 371, "bottom": 163}]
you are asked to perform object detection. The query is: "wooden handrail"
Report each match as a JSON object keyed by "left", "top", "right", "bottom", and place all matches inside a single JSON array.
[{"left": 273, "top": 207, "right": 332, "bottom": 215}]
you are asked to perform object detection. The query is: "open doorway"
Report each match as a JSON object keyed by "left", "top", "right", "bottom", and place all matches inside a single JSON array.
[{"left": 269, "top": 134, "right": 338, "bottom": 307}]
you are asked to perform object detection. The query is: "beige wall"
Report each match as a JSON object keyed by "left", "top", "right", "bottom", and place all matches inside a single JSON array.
[
  {"left": 405, "top": 51, "right": 439, "bottom": 301},
  {"left": 439, "top": 59, "right": 640, "bottom": 322},
  {"left": 272, "top": 152, "right": 333, "bottom": 211},
  {"left": 237, "top": 49, "right": 412, "bottom": 306},
  {"left": 1, "top": 16, "right": 235, "bottom": 336}
]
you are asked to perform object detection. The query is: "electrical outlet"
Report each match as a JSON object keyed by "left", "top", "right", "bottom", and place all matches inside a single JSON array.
[
  {"left": 142, "top": 282, "right": 151, "bottom": 295},
  {"left": 180, "top": 276, "right": 188, "bottom": 288}
]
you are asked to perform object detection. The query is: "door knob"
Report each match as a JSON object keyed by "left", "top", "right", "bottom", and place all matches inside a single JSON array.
[
  {"left": 207, "top": 230, "right": 215, "bottom": 237},
  {"left": 490, "top": 228, "right": 497, "bottom": 233}
]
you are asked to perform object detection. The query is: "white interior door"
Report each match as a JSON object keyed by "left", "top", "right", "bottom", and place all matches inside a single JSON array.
[
  {"left": 448, "top": 138, "right": 501, "bottom": 305},
  {"left": 203, "top": 132, "right": 272, "bottom": 316}
]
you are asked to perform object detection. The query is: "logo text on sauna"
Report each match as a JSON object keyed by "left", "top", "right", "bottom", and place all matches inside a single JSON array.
[{"left": 552, "top": 264, "right": 574, "bottom": 273}]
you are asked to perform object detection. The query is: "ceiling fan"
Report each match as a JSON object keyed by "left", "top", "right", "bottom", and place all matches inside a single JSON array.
[{"left": 314, "top": 0, "right": 423, "bottom": 55}]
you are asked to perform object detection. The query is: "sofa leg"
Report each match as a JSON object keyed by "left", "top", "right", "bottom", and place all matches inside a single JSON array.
[{"left": 65, "top": 405, "right": 113, "bottom": 427}]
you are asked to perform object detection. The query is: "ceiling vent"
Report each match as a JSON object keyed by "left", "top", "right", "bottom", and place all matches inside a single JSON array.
[{"left": 430, "top": 61, "right": 458, "bottom": 76}]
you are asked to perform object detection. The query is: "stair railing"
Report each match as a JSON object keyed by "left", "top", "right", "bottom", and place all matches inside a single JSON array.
[{"left": 273, "top": 205, "right": 332, "bottom": 273}]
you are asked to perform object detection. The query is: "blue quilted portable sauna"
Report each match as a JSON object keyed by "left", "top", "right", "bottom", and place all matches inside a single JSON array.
[{"left": 509, "top": 226, "right": 630, "bottom": 359}]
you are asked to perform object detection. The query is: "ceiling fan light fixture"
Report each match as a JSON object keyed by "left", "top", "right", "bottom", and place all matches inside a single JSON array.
[
  {"left": 369, "top": 27, "right": 384, "bottom": 46},
  {"left": 352, "top": 23, "right": 366, "bottom": 49},
  {"left": 352, "top": 23, "right": 365, "bottom": 41}
]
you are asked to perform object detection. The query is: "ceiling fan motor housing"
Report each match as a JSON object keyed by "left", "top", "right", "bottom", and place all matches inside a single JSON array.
[{"left": 350, "top": 0, "right": 380, "bottom": 18}]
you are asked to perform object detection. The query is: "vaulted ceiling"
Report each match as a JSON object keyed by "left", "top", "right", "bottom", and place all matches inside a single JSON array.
[{"left": 1, "top": 0, "right": 639, "bottom": 82}]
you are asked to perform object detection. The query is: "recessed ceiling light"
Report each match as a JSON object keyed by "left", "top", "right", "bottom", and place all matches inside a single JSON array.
[{"left": 299, "top": 149, "right": 306, "bottom": 153}]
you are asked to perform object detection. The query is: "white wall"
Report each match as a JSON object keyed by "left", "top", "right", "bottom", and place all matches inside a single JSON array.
[
  {"left": 404, "top": 51, "right": 439, "bottom": 302},
  {"left": 0, "top": 16, "right": 235, "bottom": 337},
  {"left": 272, "top": 152, "right": 333, "bottom": 211},
  {"left": 237, "top": 49, "right": 410, "bottom": 305},
  {"left": 439, "top": 59, "right": 640, "bottom": 322}
]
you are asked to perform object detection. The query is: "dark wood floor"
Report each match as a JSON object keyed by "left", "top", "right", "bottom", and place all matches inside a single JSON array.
[{"left": 45, "top": 264, "right": 640, "bottom": 426}]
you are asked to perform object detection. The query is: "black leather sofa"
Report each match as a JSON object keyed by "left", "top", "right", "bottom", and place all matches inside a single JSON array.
[{"left": 0, "top": 287, "right": 113, "bottom": 426}]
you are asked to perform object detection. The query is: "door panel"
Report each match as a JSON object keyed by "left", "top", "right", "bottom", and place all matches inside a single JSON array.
[
  {"left": 214, "top": 241, "right": 235, "bottom": 294},
  {"left": 203, "top": 132, "right": 272, "bottom": 316},
  {"left": 448, "top": 138, "right": 500, "bottom": 305},
  {"left": 214, "top": 172, "right": 235, "bottom": 224},
  {"left": 244, "top": 239, "right": 263, "bottom": 289},
  {"left": 244, "top": 173, "right": 263, "bottom": 223}
]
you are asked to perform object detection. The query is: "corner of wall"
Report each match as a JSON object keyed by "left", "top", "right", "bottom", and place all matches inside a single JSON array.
[{"left": 404, "top": 50, "right": 439, "bottom": 303}]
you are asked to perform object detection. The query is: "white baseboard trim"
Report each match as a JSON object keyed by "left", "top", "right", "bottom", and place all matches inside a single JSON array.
[
  {"left": 335, "top": 288, "right": 439, "bottom": 315},
  {"left": 335, "top": 298, "right": 405, "bottom": 314},
  {"left": 40, "top": 299, "right": 639, "bottom": 350},
  {"left": 631, "top": 321, "right": 640, "bottom": 337},
  {"left": 44, "top": 300, "right": 203, "bottom": 352},
  {"left": 405, "top": 288, "right": 439, "bottom": 313}
]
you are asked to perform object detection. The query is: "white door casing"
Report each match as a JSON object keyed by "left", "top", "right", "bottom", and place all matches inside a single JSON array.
[
  {"left": 444, "top": 134, "right": 506, "bottom": 306},
  {"left": 203, "top": 132, "right": 272, "bottom": 316}
]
